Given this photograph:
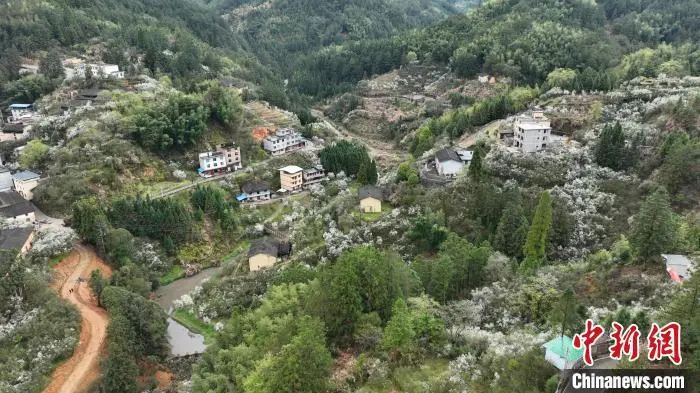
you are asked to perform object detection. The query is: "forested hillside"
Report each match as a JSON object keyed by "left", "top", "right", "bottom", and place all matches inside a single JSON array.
[
  {"left": 211, "top": 0, "right": 458, "bottom": 66},
  {"left": 0, "top": 0, "right": 284, "bottom": 105},
  {"left": 292, "top": 0, "right": 700, "bottom": 96}
]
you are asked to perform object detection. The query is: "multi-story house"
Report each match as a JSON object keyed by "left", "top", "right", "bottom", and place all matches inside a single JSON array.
[
  {"left": 302, "top": 165, "right": 325, "bottom": 188},
  {"left": 279, "top": 165, "right": 304, "bottom": 192},
  {"left": 263, "top": 128, "right": 306, "bottom": 156},
  {"left": 198, "top": 144, "right": 242, "bottom": 176},
  {"left": 513, "top": 107, "right": 551, "bottom": 153}
]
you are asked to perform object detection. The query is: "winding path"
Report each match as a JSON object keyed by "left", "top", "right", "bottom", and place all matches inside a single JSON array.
[{"left": 43, "top": 246, "right": 112, "bottom": 393}]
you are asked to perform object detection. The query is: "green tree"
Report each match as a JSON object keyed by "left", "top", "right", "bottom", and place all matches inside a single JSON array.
[
  {"left": 468, "top": 145, "right": 486, "bottom": 180},
  {"left": 106, "top": 228, "right": 135, "bottom": 266},
  {"left": 89, "top": 269, "right": 106, "bottom": 307},
  {"left": 102, "top": 345, "right": 139, "bottom": 393},
  {"left": 521, "top": 191, "right": 552, "bottom": 275},
  {"left": 203, "top": 84, "right": 244, "bottom": 129},
  {"left": 663, "top": 273, "right": 700, "bottom": 370},
  {"left": 18, "top": 139, "right": 50, "bottom": 169},
  {"left": 549, "top": 287, "right": 582, "bottom": 338},
  {"left": 39, "top": 49, "right": 65, "bottom": 79},
  {"left": 382, "top": 298, "right": 415, "bottom": 362},
  {"left": 595, "top": 122, "right": 626, "bottom": 171},
  {"left": 244, "top": 316, "right": 332, "bottom": 393},
  {"left": 630, "top": 188, "right": 677, "bottom": 262},
  {"left": 493, "top": 202, "right": 529, "bottom": 259}
]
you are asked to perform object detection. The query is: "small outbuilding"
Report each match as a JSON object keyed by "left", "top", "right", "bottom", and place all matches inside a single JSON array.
[
  {"left": 542, "top": 336, "right": 583, "bottom": 370},
  {"left": 662, "top": 254, "right": 695, "bottom": 283},
  {"left": 247, "top": 237, "right": 292, "bottom": 272},
  {"left": 358, "top": 185, "right": 383, "bottom": 213}
]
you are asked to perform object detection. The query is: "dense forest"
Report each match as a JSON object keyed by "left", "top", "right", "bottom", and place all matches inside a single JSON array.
[{"left": 290, "top": 0, "right": 700, "bottom": 96}]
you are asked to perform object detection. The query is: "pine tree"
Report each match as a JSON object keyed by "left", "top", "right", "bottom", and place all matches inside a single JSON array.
[
  {"left": 549, "top": 287, "right": 581, "bottom": 338},
  {"left": 39, "top": 49, "right": 65, "bottom": 79},
  {"left": 468, "top": 146, "right": 485, "bottom": 180},
  {"left": 493, "top": 202, "right": 529, "bottom": 259},
  {"left": 595, "top": 122, "right": 626, "bottom": 170},
  {"left": 521, "top": 191, "right": 553, "bottom": 275},
  {"left": 382, "top": 298, "right": 415, "bottom": 361},
  {"left": 630, "top": 188, "right": 677, "bottom": 262}
]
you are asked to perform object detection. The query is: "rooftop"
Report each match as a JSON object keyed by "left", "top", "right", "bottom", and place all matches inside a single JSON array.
[
  {"left": 12, "top": 170, "right": 40, "bottom": 182},
  {"left": 199, "top": 151, "right": 225, "bottom": 159},
  {"left": 435, "top": 148, "right": 462, "bottom": 163},
  {"left": 0, "top": 198, "right": 34, "bottom": 218},
  {"left": 280, "top": 165, "right": 303, "bottom": 174},
  {"left": 542, "top": 336, "right": 583, "bottom": 363},
  {"left": 662, "top": 254, "right": 695, "bottom": 282},
  {"left": 2, "top": 123, "right": 25, "bottom": 133},
  {"left": 248, "top": 237, "right": 280, "bottom": 257},
  {"left": 456, "top": 150, "right": 474, "bottom": 161},
  {"left": 0, "top": 227, "right": 33, "bottom": 251},
  {"left": 241, "top": 180, "right": 270, "bottom": 194},
  {"left": 358, "top": 185, "right": 383, "bottom": 201},
  {"left": 9, "top": 104, "right": 32, "bottom": 109}
]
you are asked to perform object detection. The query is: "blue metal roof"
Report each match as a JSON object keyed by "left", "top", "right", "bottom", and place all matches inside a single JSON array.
[
  {"left": 236, "top": 193, "right": 248, "bottom": 202},
  {"left": 9, "top": 104, "right": 32, "bottom": 109}
]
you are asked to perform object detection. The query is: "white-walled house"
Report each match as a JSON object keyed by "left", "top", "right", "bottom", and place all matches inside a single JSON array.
[
  {"left": 198, "top": 144, "right": 242, "bottom": 176},
  {"left": 435, "top": 148, "right": 472, "bottom": 178},
  {"left": 76, "top": 63, "right": 124, "bottom": 79},
  {"left": 12, "top": 170, "right": 40, "bottom": 200},
  {"left": 513, "top": 108, "right": 551, "bottom": 153},
  {"left": 263, "top": 128, "right": 306, "bottom": 155}
]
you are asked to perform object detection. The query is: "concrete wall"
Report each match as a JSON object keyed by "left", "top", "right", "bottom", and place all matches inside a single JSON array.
[
  {"left": 249, "top": 253, "right": 277, "bottom": 271},
  {"left": 360, "top": 197, "right": 381, "bottom": 213},
  {"left": 280, "top": 172, "right": 302, "bottom": 191}
]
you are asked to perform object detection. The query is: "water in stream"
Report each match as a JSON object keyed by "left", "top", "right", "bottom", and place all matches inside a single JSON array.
[{"left": 156, "top": 267, "right": 223, "bottom": 356}]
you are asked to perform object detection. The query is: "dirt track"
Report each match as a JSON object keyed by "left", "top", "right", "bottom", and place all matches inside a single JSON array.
[{"left": 43, "top": 246, "right": 112, "bottom": 393}]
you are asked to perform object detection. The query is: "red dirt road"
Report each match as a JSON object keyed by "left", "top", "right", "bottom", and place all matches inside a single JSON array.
[{"left": 43, "top": 246, "right": 112, "bottom": 393}]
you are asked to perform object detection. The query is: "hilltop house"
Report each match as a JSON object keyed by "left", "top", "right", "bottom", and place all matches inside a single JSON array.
[
  {"left": 435, "top": 148, "right": 472, "bottom": 178},
  {"left": 662, "top": 254, "right": 695, "bottom": 283},
  {"left": 198, "top": 143, "right": 242, "bottom": 176},
  {"left": 279, "top": 165, "right": 304, "bottom": 192},
  {"left": 263, "top": 128, "right": 306, "bottom": 156},
  {"left": 0, "top": 227, "right": 35, "bottom": 255},
  {"left": 302, "top": 165, "right": 325, "bottom": 188},
  {"left": 239, "top": 181, "right": 271, "bottom": 202},
  {"left": 513, "top": 107, "right": 551, "bottom": 153},
  {"left": 358, "top": 185, "right": 383, "bottom": 213},
  {"left": 542, "top": 336, "right": 584, "bottom": 370},
  {"left": 76, "top": 63, "right": 124, "bottom": 79},
  {"left": 0, "top": 191, "right": 35, "bottom": 224},
  {"left": 247, "top": 237, "right": 292, "bottom": 271},
  {"left": 12, "top": 170, "right": 40, "bottom": 200}
]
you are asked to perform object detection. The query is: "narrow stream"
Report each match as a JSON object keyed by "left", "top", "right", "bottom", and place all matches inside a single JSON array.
[{"left": 155, "top": 267, "right": 223, "bottom": 356}]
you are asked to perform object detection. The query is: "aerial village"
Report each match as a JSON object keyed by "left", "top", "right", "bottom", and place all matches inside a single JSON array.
[{"left": 0, "top": 41, "right": 698, "bottom": 393}]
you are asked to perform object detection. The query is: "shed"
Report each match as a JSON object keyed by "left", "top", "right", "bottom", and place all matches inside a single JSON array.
[
  {"left": 358, "top": 185, "right": 383, "bottom": 213},
  {"left": 662, "top": 254, "right": 695, "bottom": 283},
  {"left": 542, "top": 336, "right": 583, "bottom": 370}
]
